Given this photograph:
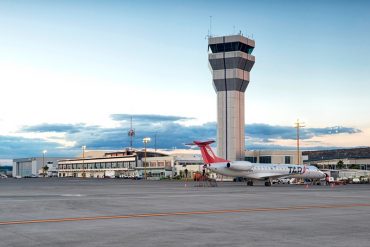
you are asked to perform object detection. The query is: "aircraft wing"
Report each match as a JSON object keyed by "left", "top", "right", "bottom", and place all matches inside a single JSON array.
[{"left": 249, "top": 173, "right": 290, "bottom": 180}]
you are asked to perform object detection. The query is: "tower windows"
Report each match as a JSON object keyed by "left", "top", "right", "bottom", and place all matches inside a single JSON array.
[{"left": 209, "top": 42, "right": 254, "bottom": 54}]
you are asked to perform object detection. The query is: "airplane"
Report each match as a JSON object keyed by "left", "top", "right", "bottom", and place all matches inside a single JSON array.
[{"left": 189, "top": 140, "right": 325, "bottom": 186}]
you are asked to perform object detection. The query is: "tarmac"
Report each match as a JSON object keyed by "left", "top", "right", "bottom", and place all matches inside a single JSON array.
[{"left": 0, "top": 178, "right": 370, "bottom": 247}]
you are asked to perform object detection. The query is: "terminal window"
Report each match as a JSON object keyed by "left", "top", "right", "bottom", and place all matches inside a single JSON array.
[
  {"left": 285, "top": 156, "right": 291, "bottom": 164},
  {"left": 259, "top": 156, "right": 271, "bottom": 164},
  {"left": 245, "top": 156, "right": 257, "bottom": 163}
]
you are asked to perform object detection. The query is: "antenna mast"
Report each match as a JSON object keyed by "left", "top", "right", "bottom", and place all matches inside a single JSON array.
[{"left": 128, "top": 116, "right": 135, "bottom": 150}]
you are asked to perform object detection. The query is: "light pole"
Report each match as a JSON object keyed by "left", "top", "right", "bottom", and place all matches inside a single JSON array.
[
  {"left": 42, "top": 150, "right": 47, "bottom": 177},
  {"left": 143, "top": 137, "right": 151, "bottom": 179},
  {"left": 82, "top": 145, "right": 86, "bottom": 178},
  {"left": 154, "top": 132, "right": 157, "bottom": 152},
  {"left": 294, "top": 119, "right": 305, "bottom": 165}
]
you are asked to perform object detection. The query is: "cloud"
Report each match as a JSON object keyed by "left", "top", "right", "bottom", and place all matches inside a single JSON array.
[
  {"left": 246, "top": 123, "right": 361, "bottom": 141},
  {"left": 21, "top": 122, "right": 360, "bottom": 144},
  {"left": 0, "top": 135, "right": 78, "bottom": 159},
  {"left": 307, "top": 126, "right": 360, "bottom": 137},
  {"left": 0, "top": 159, "right": 13, "bottom": 166},
  {"left": 0, "top": 114, "right": 363, "bottom": 159},
  {"left": 68, "top": 121, "right": 216, "bottom": 150},
  {"left": 111, "top": 114, "right": 193, "bottom": 124},
  {"left": 21, "top": 123, "right": 87, "bottom": 134}
]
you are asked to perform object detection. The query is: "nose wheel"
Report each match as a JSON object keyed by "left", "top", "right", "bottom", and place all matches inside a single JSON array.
[{"left": 247, "top": 180, "right": 254, "bottom": 186}]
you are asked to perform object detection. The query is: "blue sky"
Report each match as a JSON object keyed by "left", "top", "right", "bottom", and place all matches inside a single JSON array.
[{"left": 0, "top": 0, "right": 370, "bottom": 163}]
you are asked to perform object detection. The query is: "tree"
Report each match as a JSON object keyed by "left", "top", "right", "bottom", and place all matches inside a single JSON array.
[
  {"left": 337, "top": 160, "right": 344, "bottom": 169},
  {"left": 42, "top": 165, "right": 49, "bottom": 177}
]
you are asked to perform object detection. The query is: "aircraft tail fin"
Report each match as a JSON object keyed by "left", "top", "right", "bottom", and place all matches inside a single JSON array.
[{"left": 187, "top": 140, "right": 229, "bottom": 164}]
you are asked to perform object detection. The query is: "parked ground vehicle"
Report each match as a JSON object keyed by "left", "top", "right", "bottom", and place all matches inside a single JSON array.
[
  {"left": 233, "top": 177, "right": 247, "bottom": 182},
  {"left": 24, "top": 175, "right": 38, "bottom": 178},
  {"left": 272, "top": 178, "right": 291, "bottom": 184}
]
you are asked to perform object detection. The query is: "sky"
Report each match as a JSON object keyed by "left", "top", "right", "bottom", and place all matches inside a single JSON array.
[{"left": 1, "top": 0, "right": 370, "bottom": 163}]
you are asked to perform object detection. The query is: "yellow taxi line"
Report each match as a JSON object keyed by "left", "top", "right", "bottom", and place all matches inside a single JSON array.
[{"left": 1, "top": 203, "right": 369, "bottom": 226}]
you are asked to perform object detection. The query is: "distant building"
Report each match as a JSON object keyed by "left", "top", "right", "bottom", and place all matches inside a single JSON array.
[
  {"left": 244, "top": 150, "right": 302, "bottom": 165},
  {"left": 170, "top": 150, "right": 203, "bottom": 179},
  {"left": 0, "top": 166, "right": 12, "bottom": 176},
  {"left": 13, "top": 157, "right": 67, "bottom": 177},
  {"left": 303, "top": 148, "right": 370, "bottom": 170}
]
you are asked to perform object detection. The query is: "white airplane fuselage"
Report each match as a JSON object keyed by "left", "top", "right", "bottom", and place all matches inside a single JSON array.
[{"left": 207, "top": 161, "right": 325, "bottom": 180}]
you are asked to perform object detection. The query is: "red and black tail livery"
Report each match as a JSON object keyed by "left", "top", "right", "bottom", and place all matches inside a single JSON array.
[{"left": 188, "top": 140, "right": 229, "bottom": 164}]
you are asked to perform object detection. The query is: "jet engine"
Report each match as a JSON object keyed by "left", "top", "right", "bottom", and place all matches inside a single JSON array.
[{"left": 226, "top": 161, "right": 253, "bottom": 171}]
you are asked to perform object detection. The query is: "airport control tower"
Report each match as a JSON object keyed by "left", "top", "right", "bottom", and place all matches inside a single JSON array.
[{"left": 208, "top": 34, "right": 255, "bottom": 161}]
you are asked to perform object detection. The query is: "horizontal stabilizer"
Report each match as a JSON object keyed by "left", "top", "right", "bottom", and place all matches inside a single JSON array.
[{"left": 186, "top": 140, "right": 215, "bottom": 147}]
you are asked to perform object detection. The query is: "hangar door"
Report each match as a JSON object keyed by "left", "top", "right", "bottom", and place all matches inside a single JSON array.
[{"left": 18, "top": 161, "right": 32, "bottom": 177}]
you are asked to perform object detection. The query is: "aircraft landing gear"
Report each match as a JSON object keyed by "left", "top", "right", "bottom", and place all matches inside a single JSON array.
[
  {"left": 247, "top": 180, "right": 254, "bottom": 186},
  {"left": 264, "top": 180, "right": 272, "bottom": 186}
]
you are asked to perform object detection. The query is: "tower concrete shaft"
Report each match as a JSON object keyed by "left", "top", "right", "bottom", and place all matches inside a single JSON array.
[{"left": 208, "top": 35, "right": 255, "bottom": 161}]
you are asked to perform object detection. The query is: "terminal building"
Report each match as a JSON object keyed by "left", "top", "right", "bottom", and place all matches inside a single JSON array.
[
  {"left": 58, "top": 149, "right": 168, "bottom": 178},
  {"left": 57, "top": 149, "right": 204, "bottom": 179},
  {"left": 245, "top": 150, "right": 301, "bottom": 165}
]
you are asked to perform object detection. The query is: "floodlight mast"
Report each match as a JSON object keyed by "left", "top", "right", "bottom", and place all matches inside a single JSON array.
[
  {"left": 143, "top": 137, "right": 151, "bottom": 179},
  {"left": 82, "top": 145, "right": 86, "bottom": 178}
]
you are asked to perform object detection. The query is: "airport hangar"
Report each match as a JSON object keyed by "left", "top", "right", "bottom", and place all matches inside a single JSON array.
[{"left": 13, "top": 157, "right": 65, "bottom": 178}]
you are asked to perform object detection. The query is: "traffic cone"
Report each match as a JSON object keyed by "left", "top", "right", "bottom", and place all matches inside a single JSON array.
[{"left": 305, "top": 184, "right": 309, "bottom": 189}]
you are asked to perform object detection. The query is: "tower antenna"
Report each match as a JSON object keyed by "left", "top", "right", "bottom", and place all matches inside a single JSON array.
[{"left": 209, "top": 16, "right": 212, "bottom": 37}]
